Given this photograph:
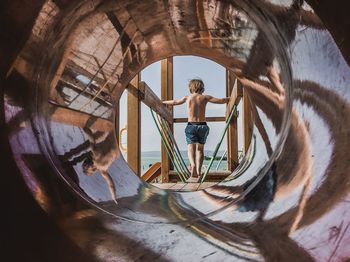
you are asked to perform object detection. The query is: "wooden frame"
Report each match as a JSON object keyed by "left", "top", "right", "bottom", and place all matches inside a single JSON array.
[
  {"left": 137, "top": 81, "right": 172, "bottom": 123},
  {"left": 127, "top": 58, "right": 249, "bottom": 182},
  {"left": 49, "top": 47, "right": 73, "bottom": 104},
  {"left": 242, "top": 86, "right": 253, "bottom": 155},
  {"left": 226, "top": 70, "right": 240, "bottom": 171},
  {"left": 115, "top": 99, "right": 120, "bottom": 145},
  {"left": 49, "top": 103, "right": 113, "bottom": 131},
  {"left": 127, "top": 73, "right": 141, "bottom": 175},
  {"left": 173, "top": 116, "right": 225, "bottom": 123},
  {"left": 160, "top": 58, "right": 173, "bottom": 182}
]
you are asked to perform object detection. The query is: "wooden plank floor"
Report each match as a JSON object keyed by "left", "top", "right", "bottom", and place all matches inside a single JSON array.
[
  {"left": 153, "top": 183, "right": 176, "bottom": 189},
  {"left": 181, "top": 183, "right": 201, "bottom": 191},
  {"left": 198, "top": 182, "right": 217, "bottom": 190},
  {"left": 169, "top": 183, "right": 187, "bottom": 190},
  {"left": 152, "top": 182, "right": 217, "bottom": 191}
]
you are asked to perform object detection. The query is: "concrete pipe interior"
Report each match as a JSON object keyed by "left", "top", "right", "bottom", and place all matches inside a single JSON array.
[{"left": 2, "top": 0, "right": 350, "bottom": 261}]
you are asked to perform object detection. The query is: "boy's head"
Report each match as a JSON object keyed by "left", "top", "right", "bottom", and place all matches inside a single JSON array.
[
  {"left": 189, "top": 79, "right": 205, "bottom": 94},
  {"left": 82, "top": 154, "right": 97, "bottom": 176}
]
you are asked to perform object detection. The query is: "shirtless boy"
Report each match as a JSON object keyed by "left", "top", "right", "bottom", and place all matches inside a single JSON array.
[
  {"left": 163, "top": 79, "right": 229, "bottom": 182},
  {"left": 82, "top": 126, "right": 119, "bottom": 204}
]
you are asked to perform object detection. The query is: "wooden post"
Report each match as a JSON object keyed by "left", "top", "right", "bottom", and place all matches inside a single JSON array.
[
  {"left": 49, "top": 47, "right": 72, "bottom": 104},
  {"left": 127, "top": 73, "right": 141, "bottom": 175},
  {"left": 115, "top": 99, "right": 120, "bottom": 144},
  {"left": 161, "top": 57, "right": 173, "bottom": 182},
  {"left": 242, "top": 85, "right": 253, "bottom": 155},
  {"left": 226, "top": 70, "right": 239, "bottom": 171}
]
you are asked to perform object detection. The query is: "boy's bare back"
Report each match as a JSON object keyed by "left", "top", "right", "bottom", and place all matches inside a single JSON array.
[
  {"left": 186, "top": 93, "right": 229, "bottom": 122},
  {"left": 162, "top": 79, "right": 229, "bottom": 121},
  {"left": 186, "top": 93, "right": 209, "bottom": 122}
]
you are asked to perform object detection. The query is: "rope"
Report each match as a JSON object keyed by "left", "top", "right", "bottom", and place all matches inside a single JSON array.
[
  {"left": 200, "top": 104, "right": 238, "bottom": 183},
  {"left": 156, "top": 115, "right": 190, "bottom": 178},
  {"left": 78, "top": 32, "right": 138, "bottom": 111},
  {"left": 152, "top": 112, "right": 185, "bottom": 182},
  {"left": 150, "top": 109, "right": 187, "bottom": 182},
  {"left": 67, "top": 19, "right": 131, "bottom": 106},
  {"left": 151, "top": 103, "right": 238, "bottom": 183},
  {"left": 157, "top": 114, "right": 189, "bottom": 180},
  {"left": 215, "top": 149, "right": 227, "bottom": 171}
]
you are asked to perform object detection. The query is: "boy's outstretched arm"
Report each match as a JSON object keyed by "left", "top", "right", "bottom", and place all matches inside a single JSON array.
[
  {"left": 207, "top": 95, "right": 230, "bottom": 104},
  {"left": 83, "top": 126, "right": 95, "bottom": 143},
  {"left": 162, "top": 96, "right": 187, "bottom": 106}
]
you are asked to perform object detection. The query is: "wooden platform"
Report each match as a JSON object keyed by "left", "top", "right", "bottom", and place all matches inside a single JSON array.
[
  {"left": 168, "top": 170, "right": 231, "bottom": 182},
  {"left": 152, "top": 182, "right": 217, "bottom": 191}
]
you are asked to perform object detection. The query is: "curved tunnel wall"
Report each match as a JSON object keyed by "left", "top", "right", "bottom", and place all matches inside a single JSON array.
[{"left": 2, "top": 0, "right": 350, "bottom": 261}]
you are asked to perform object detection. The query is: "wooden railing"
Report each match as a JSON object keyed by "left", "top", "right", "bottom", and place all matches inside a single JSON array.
[
  {"left": 142, "top": 162, "right": 162, "bottom": 182},
  {"left": 127, "top": 81, "right": 173, "bottom": 123}
]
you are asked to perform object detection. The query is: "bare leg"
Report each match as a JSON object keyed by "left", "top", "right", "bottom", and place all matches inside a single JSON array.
[
  {"left": 196, "top": 143, "right": 204, "bottom": 177},
  {"left": 256, "top": 208, "right": 268, "bottom": 222},
  {"left": 187, "top": 144, "right": 197, "bottom": 178},
  {"left": 266, "top": 66, "right": 285, "bottom": 96},
  {"left": 101, "top": 171, "right": 118, "bottom": 204}
]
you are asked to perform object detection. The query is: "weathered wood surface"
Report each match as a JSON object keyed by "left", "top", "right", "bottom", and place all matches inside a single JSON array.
[
  {"left": 152, "top": 182, "right": 217, "bottom": 191},
  {"left": 225, "top": 78, "right": 243, "bottom": 118},
  {"left": 141, "top": 162, "right": 162, "bottom": 182},
  {"left": 173, "top": 116, "right": 225, "bottom": 123},
  {"left": 127, "top": 74, "right": 141, "bottom": 175},
  {"left": 49, "top": 103, "right": 113, "bottom": 131},
  {"left": 133, "top": 81, "right": 173, "bottom": 123},
  {"left": 226, "top": 70, "right": 239, "bottom": 171},
  {"left": 160, "top": 58, "right": 174, "bottom": 183}
]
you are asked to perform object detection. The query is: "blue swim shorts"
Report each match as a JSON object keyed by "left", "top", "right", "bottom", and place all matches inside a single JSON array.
[{"left": 185, "top": 123, "right": 210, "bottom": 144}]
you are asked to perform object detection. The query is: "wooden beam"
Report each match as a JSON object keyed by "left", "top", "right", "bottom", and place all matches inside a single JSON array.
[
  {"left": 65, "top": 60, "right": 115, "bottom": 93},
  {"left": 161, "top": 58, "right": 173, "bottom": 183},
  {"left": 169, "top": 170, "right": 231, "bottom": 182},
  {"left": 49, "top": 47, "right": 72, "bottom": 104},
  {"left": 226, "top": 76, "right": 243, "bottom": 118},
  {"left": 141, "top": 162, "right": 161, "bottom": 182},
  {"left": 226, "top": 70, "right": 239, "bottom": 171},
  {"left": 173, "top": 116, "right": 225, "bottom": 123},
  {"left": 49, "top": 104, "right": 113, "bottom": 131},
  {"left": 58, "top": 78, "right": 112, "bottom": 107},
  {"left": 152, "top": 182, "right": 215, "bottom": 191},
  {"left": 196, "top": 1, "right": 212, "bottom": 47},
  {"left": 115, "top": 99, "right": 120, "bottom": 145},
  {"left": 127, "top": 73, "right": 141, "bottom": 176},
  {"left": 242, "top": 85, "right": 253, "bottom": 155},
  {"left": 131, "top": 81, "right": 173, "bottom": 123},
  {"left": 106, "top": 12, "right": 137, "bottom": 61}
]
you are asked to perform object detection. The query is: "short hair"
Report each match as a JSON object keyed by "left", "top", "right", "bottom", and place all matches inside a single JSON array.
[
  {"left": 82, "top": 156, "right": 97, "bottom": 176},
  {"left": 189, "top": 79, "right": 205, "bottom": 94}
]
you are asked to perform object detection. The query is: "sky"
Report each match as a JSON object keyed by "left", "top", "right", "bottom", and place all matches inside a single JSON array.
[{"left": 119, "top": 55, "right": 243, "bottom": 152}]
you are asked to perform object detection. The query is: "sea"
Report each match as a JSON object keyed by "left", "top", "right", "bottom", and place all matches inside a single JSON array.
[{"left": 140, "top": 150, "right": 229, "bottom": 174}]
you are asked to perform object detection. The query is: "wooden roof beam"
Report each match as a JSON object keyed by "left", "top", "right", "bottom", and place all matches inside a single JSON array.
[{"left": 49, "top": 103, "right": 113, "bottom": 131}]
